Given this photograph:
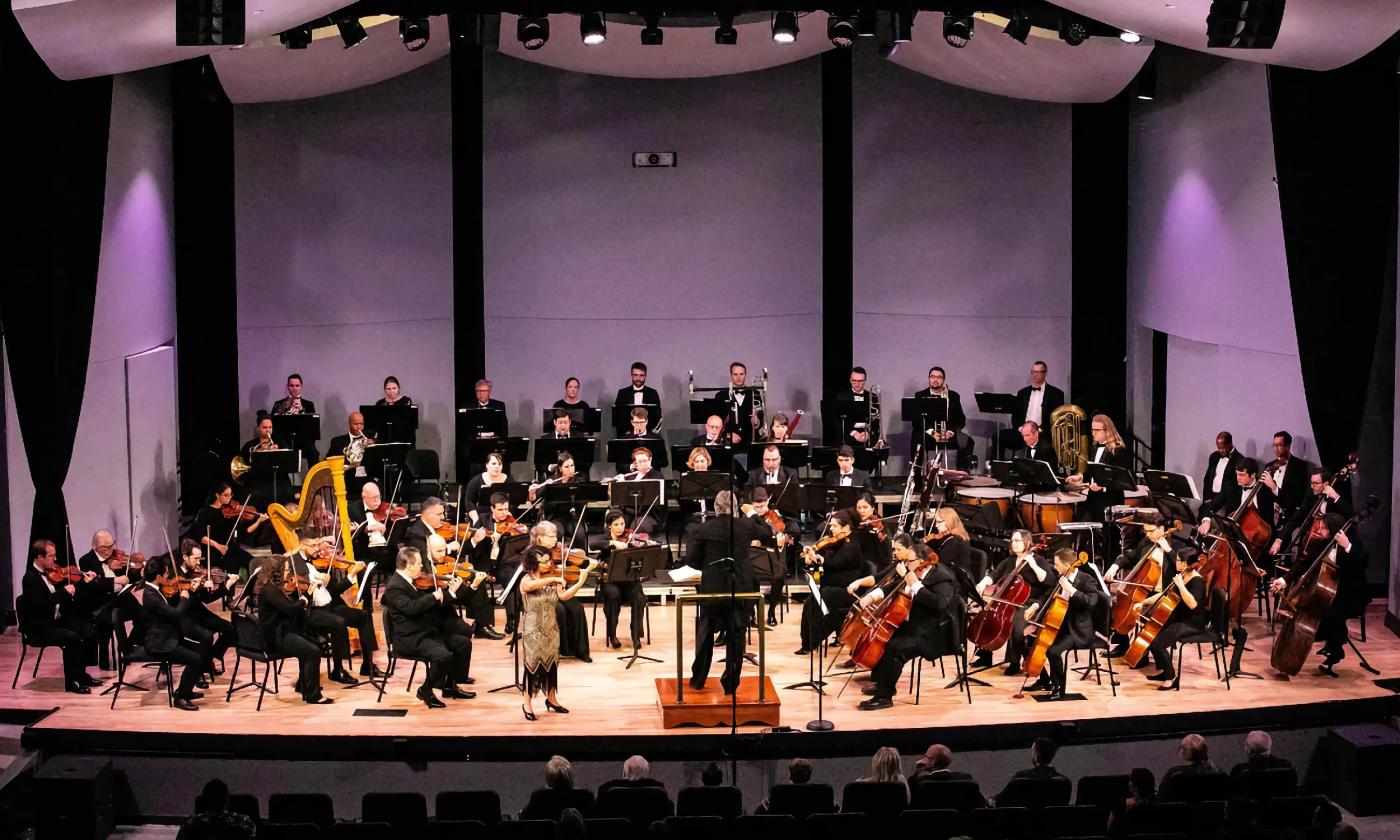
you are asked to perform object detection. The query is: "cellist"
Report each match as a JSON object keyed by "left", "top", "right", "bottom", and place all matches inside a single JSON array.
[
  {"left": 1269, "top": 513, "right": 1367, "bottom": 675},
  {"left": 1133, "top": 551, "right": 1207, "bottom": 687},
  {"left": 849, "top": 536, "right": 958, "bottom": 711},
  {"left": 1023, "top": 548, "right": 1102, "bottom": 698},
  {"left": 1105, "top": 521, "right": 1173, "bottom": 659},
  {"left": 972, "top": 530, "right": 1050, "bottom": 674}
]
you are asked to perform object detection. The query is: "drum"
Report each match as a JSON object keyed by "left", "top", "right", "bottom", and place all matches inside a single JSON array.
[
  {"left": 1122, "top": 485, "right": 1149, "bottom": 508},
  {"left": 958, "top": 475, "right": 1001, "bottom": 488},
  {"left": 955, "top": 487, "right": 1015, "bottom": 525},
  {"left": 1018, "top": 491, "right": 1085, "bottom": 533}
]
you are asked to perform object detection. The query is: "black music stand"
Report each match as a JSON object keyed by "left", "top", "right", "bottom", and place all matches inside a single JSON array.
[
  {"left": 902, "top": 396, "right": 950, "bottom": 446},
  {"left": 1086, "top": 463, "right": 1137, "bottom": 494},
  {"left": 1144, "top": 470, "right": 1200, "bottom": 501},
  {"left": 360, "top": 404, "right": 418, "bottom": 445},
  {"left": 765, "top": 479, "right": 803, "bottom": 517},
  {"left": 361, "top": 442, "right": 411, "bottom": 493},
  {"left": 688, "top": 397, "right": 731, "bottom": 426},
  {"left": 608, "top": 545, "right": 668, "bottom": 668},
  {"left": 819, "top": 399, "right": 871, "bottom": 447},
  {"left": 271, "top": 414, "right": 320, "bottom": 468},
  {"left": 1150, "top": 492, "right": 1198, "bottom": 527},
  {"left": 605, "top": 438, "right": 669, "bottom": 471},
  {"left": 467, "top": 437, "right": 529, "bottom": 471},
  {"left": 249, "top": 449, "right": 298, "bottom": 505},
  {"left": 535, "top": 438, "right": 598, "bottom": 474},
  {"left": 802, "top": 484, "right": 860, "bottom": 517},
  {"left": 609, "top": 404, "right": 661, "bottom": 435},
  {"left": 670, "top": 444, "right": 734, "bottom": 473},
  {"left": 1011, "top": 457, "right": 1059, "bottom": 491},
  {"left": 975, "top": 391, "right": 1020, "bottom": 455},
  {"left": 541, "top": 481, "right": 607, "bottom": 539},
  {"left": 609, "top": 479, "right": 664, "bottom": 530},
  {"left": 457, "top": 406, "right": 507, "bottom": 439},
  {"left": 810, "top": 445, "right": 880, "bottom": 474},
  {"left": 746, "top": 442, "right": 810, "bottom": 471}
]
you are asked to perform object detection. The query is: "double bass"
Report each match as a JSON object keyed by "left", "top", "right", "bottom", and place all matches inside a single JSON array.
[
  {"left": 1109, "top": 521, "right": 1181, "bottom": 635},
  {"left": 1270, "top": 515, "right": 1357, "bottom": 676},
  {"left": 1289, "top": 458, "right": 1357, "bottom": 563},
  {"left": 1200, "top": 481, "right": 1272, "bottom": 621},
  {"left": 839, "top": 551, "right": 938, "bottom": 670}
]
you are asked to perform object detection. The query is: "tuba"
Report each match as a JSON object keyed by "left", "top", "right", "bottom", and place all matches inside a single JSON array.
[
  {"left": 1050, "top": 404, "right": 1088, "bottom": 475},
  {"left": 230, "top": 455, "right": 251, "bottom": 481}
]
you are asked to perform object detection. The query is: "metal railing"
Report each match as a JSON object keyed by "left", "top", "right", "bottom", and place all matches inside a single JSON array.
[{"left": 673, "top": 592, "right": 766, "bottom": 703}]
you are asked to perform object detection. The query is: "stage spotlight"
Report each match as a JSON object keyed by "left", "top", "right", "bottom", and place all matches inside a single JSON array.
[
  {"left": 1120, "top": 29, "right": 1141, "bottom": 44},
  {"left": 715, "top": 11, "right": 737, "bottom": 44},
  {"left": 1135, "top": 56, "right": 1157, "bottom": 100},
  {"left": 580, "top": 11, "right": 606, "bottom": 45},
  {"left": 942, "top": 13, "right": 972, "bottom": 48},
  {"left": 279, "top": 24, "right": 312, "bottom": 49},
  {"left": 1003, "top": 13, "right": 1031, "bottom": 44},
  {"left": 336, "top": 14, "right": 367, "bottom": 48},
  {"left": 772, "top": 11, "right": 798, "bottom": 44},
  {"left": 828, "top": 14, "right": 857, "bottom": 47},
  {"left": 641, "top": 12, "right": 663, "bottom": 45},
  {"left": 1059, "top": 14, "right": 1088, "bottom": 46},
  {"left": 857, "top": 10, "right": 878, "bottom": 37},
  {"left": 517, "top": 15, "right": 548, "bottom": 50},
  {"left": 891, "top": 10, "right": 913, "bottom": 43},
  {"left": 400, "top": 17, "right": 429, "bottom": 51}
]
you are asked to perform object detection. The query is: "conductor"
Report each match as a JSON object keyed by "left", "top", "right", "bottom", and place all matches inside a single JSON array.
[{"left": 685, "top": 490, "right": 763, "bottom": 694}]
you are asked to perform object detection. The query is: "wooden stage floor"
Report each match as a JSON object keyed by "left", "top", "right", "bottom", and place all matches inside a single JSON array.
[{"left": 6, "top": 601, "right": 1399, "bottom": 761}]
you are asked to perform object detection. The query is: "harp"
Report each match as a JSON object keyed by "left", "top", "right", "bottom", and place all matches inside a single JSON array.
[{"left": 267, "top": 456, "right": 357, "bottom": 562}]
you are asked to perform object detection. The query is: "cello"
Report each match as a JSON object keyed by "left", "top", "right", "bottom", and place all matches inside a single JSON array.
[
  {"left": 1109, "top": 521, "right": 1181, "bottom": 635},
  {"left": 1121, "top": 572, "right": 1189, "bottom": 668},
  {"left": 1289, "top": 458, "right": 1357, "bottom": 563},
  {"left": 1021, "top": 552, "right": 1089, "bottom": 686},
  {"left": 967, "top": 536, "right": 1041, "bottom": 652},
  {"left": 1269, "top": 513, "right": 1360, "bottom": 676},
  {"left": 840, "top": 550, "right": 939, "bottom": 670},
  {"left": 1199, "top": 480, "right": 1272, "bottom": 621}
]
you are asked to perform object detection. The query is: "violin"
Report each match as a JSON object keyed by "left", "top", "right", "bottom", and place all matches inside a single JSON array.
[
  {"left": 110, "top": 548, "right": 146, "bottom": 572},
  {"left": 806, "top": 532, "right": 849, "bottom": 554},
  {"left": 742, "top": 504, "right": 786, "bottom": 535},
  {"left": 495, "top": 515, "right": 528, "bottom": 537},
  {"left": 222, "top": 502, "right": 260, "bottom": 521},
  {"left": 46, "top": 564, "right": 83, "bottom": 585},
  {"left": 370, "top": 502, "right": 407, "bottom": 524},
  {"left": 311, "top": 542, "right": 362, "bottom": 574},
  {"left": 861, "top": 517, "right": 888, "bottom": 541},
  {"left": 539, "top": 552, "right": 598, "bottom": 584},
  {"left": 159, "top": 575, "right": 193, "bottom": 598},
  {"left": 434, "top": 521, "right": 473, "bottom": 542}
]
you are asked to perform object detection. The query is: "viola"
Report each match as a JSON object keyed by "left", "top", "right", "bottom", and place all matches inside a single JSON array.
[
  {"left": 861, "top": 518, "right": 888, "bottom": 541},
  {"left": 222, "top": 502, "right": 260, "bottom": 521},
  {"left": 371, "top": 503, "right": 408, "bottom": 524}
]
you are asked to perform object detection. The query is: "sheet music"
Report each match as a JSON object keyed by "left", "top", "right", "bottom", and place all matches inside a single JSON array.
[
  {"left": 354, "top": 562, "right": 377, "bottom": 605},
  {"left": 806, "top": 572, "right": 828, "bottom": 616}
]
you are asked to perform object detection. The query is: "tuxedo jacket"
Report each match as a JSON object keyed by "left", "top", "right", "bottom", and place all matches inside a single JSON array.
[
  {"left": 911, "top": 388, "right": 967, "bottom": 433},
  {"left": 687, "top": 515, "right": 763, "bottom": 595},
  {"left": 1202, "top": 449, "right": 1243, "bottom": 504},
  {"left": 1016, "top": 441, "right": 1060, "bottom": 474},
  {"left": 612, "top": 386, "right": 662, "bottom": 433},
  {"left": 899, "top": 562, "right": 960, "bottom": 659},
  {"left": 381, "top": 572, "right": 443, "bottom": 649},
  {"left": 20, "top": 566, "right": 76, "bottom": 637},
  {"left": 1265, "top": 457, "right": 1312, "bottom": 519},
  {"left": 1014, "top": 384, "right": 1065, "bottom": 428},
  {"left": 1208, "top": 480, "right": 1276, "bottom": 521},
  {"left": 747, "top": 465, "right": 799, "bottom": 490},
  {"left": 824, "top": 469, "right": 871, "bottom": 488},
  {"left": 129, "top": 582, "right": 191, "bottom": 654},
  {"left": 1037, "top": 570, "right": 1102, "bottom": 648}
]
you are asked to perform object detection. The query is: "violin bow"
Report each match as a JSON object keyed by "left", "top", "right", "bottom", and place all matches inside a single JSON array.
[{"left": 223, "top": 494, "right": 254, "bottom": 554}]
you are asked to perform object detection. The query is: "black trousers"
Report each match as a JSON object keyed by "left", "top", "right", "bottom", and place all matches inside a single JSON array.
[
  {"left": 34, "top": 623, "right": 94, "bottom": 686},
  {"left": 691, "top": 604, "right": 746, "bottom": 692},
  {"left": 1046, "top": 635, "right": 1078, "bottom": 689},
  {"left": 602, "top": 581, "right": 645, "bottom": 644},
  {"left": 325, "top": 601, "right": 378, "bottom": 654},
  {"left": 436, "top": 610, "right": 475, "bottom": 681},
  {"left": 870, "top": 632, "right": 923, "bottom": 699},
  {"left": 162, "top": 643, "right": 206, "bottom": 698},
  {"left": 800, "top": 587, "right": 855, "bottom": 650},
  {"left": 1149, "top": 622, "right": 1202, "bottom": 674},
  {"left": 185, "top": 602, "right": 234, "bottom": 662},
  {"left": 1004, "top": 610, "right": 1034, "bottom": 670},
  {"left": 276, "top": 632, "right": 324, "bottom": 697},
  {"left": 305, "top": 606, "right": 352, "bottom": 668},
  {"left": 398, "top": 635, "right": 472, "bottom": 689},
  {"left": 461, "top": 585, "right": 496, "bottom": 630}
]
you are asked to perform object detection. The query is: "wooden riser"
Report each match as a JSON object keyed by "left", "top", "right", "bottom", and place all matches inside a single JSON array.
[{"left": 655, "top": 676, "right": 780, "bottom": 728}]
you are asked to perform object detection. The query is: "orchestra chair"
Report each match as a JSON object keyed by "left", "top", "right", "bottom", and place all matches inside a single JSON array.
[
  {"left": 676, "top": 786, "right": 743, "bottom": 821},
  {"left": 224, "top": 611, "right": 296, "bottom": 710},
  {"left": 1042, "top": 804, "right": 1109, "bottom": 837},
  {"left": 519, "top": 787, "right": 594, "bottom": 821},
  {"left": 330, "top": 823, "right": 392, "bottom": 840},
  {"left": 1074, "top": 775, "right": 1130, "bottom": 812},
  {"left": 1158, "top": 772, "right": 1228, "bottom": 805},
  {"left": 376, "top": 609, "right": 434, "bottom": 700},
  {"left": 806, "top": 812, "right": 870, "bottom": 840},
  {"left": 996, "top": 777, "right": 1072, "bottom": 810},
  {"left": 1192, "top": 799, "right": 1228, "bottom": 838},
  {"left": 1254, "top": 795, "right": 1330, "bottom": 831},
  {"left": 764, "top": 783, "right": 836, "bottom": 821},
  {"left": 1065, "top": 597, "right": 1118, "bottom": 697},
  {"left": 403, "top": 449, "right": 444, "bottom": 505},
  {"left": 967, "top": 805, "right": 1033, "bottom": 840},
  {"left": 10, "top": 594, "right": 61, "bottom": 689},
  {"left": 427, "top": 819, "right": 487, "bottom": 840},
  {"left": 910, "top": 645, "right": 972, "bottom": 705},
  {"left": 594, "top": 787, "right": 674, "bottom": 835},
  {"left": 261, "top": 823, "right": 321, "bottom": 840},
  {"left": 1236, "top": 767, "right": 1298, "bottom": 802},
  {"left": 1162, "top": 587, "right": 1231, "bottom": 692},
  {"left": 361, "top": 792, "right": 428, "bottom": 834},
  {"left": 840, "top": 781, "right": 909, "bottom": 818},
  {"left": 663, "top": 815, "right": 725, "bottom": 840},
  {"left": 492, "top": 820, "right": 557, "bottom": 840},
  {"left": 227, "top": 793, "right": 260, "bottom": 822},
  {"left": 896, "top": 808, "right": 965, "bottom": 840},
  {"left": 104, "top": 603, "right": 175, "bottom": 709},
  {"left": 910, "top": 779, "right": 987, "bottom": 813},
  {"left": 436, "top": 790, "right": 502, "bottom": 824},
  {"left": 268, "top": 792, "right": 335, "bottom": 831},
  {"left": 733, "top": 813, "right": 796, "bottom": 840}
]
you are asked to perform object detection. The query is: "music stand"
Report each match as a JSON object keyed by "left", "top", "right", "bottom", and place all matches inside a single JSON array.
[
  {"left": 902, "top": 396, "right": 951, "bottom": 446},
  {"left": 810, "top": 446, "right": 879, "bottom": 474},
  {"left": 610, "top": 404, "right": 661, "bottom": 435},
  {"left": 1144, "top": 470, "right": 1200, "bottom": 501},
  {"left": 541, "top": 481, "right": 607, "bottom": 538},
  {"left": 457, "top": 406, "right": 507, "bottom": 439},
  {"left": 1151, "top": 493, "right": 1198, "bottom": 527},
  {"left": 766, "top": 479, "right": 803, "bottom": 517},
  {"left": 670, "top": 444, "right": 734, "bottom": 473},
  {"left": 746, "top": 442, "right": 810, "bottom": 471},
  {"left": 679, "top": 471, "right": 731, "bottom": 506},
  {"left": 801, "top": 484, "right": 859, "bottom": 517},
  {"left": 989, "top": 459, "right": 1015, "bottom": 485},
  {"left": 609, "top": 479, "right": 664, "bottom": 529},
  {"left": 1086, "top": 463, "right": 1137, "bottom": 493},
  {"left": 271, "top": 414, "right": 320, "bottom": 466},
  {"left": 361, "top": 442, "right": 411, "bottom": 493},
  {"left": 975, "top": 391, "right": 1020, "bottom": 456},
  {"left": 608, "top": 545, "right": 668, "bottom": 668},
  {"left": 359, "top": 404, "right": 418, "bottom": 444},
  {"left": 688, "top": 397, "right": 731, "bottom": 426},
  {"left": 819, "top": 399, "right": 871, "bottom": 447},
  {"left": 605, "top": 438, "right": 669, "bottom": 471},
  {"left": 249, "top": 449, "right": 298, "bottom": 505},
  {"left": 467, "top": 437, "right": 529, "bottom": 470},
  {"left": 535, "top": 438, "right": 598, "bottom": 473},
  {"left": 1011, "top": 458, "right": 1059, "bottom": 489}
]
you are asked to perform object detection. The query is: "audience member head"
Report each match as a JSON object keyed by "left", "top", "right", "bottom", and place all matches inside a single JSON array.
[
  {"left": 623, "top": 755, "right": 650, "bottom": 781},
  {"left": 557, "top": 807, "right": 586, "bottom": 840},
  {"left": 1128, "top": 768, "right": 1155, "bottom": 803},
  {"left": 1031, "top": 737, "right": 1058, "bottom": 767},
  {"left": 787, "top": 758, "right": 813, "bottom": 784},
  {"left": 1244, "top": 730, "right": 1272, "bottom": 758},
  {"left": 1178, "top": 733, "right": 1211, "bottom": 767},
  {"left": 869, "top": 747, "right": 904, "bottom": 782},
  {"left": 195, "top": 779, "right": 230, "bottom": 813},
  {"left": 916, "top": 744, "right": 952, "bottom": 772},
  {"left": 1312, "top": 802, "right": 1342, "bottom": 832},
  {"left": 701, "top": 762, "right": 724, "bottom": 787},
  {"left": 545, "top": 755, "right": 574, "bottom": 790}
]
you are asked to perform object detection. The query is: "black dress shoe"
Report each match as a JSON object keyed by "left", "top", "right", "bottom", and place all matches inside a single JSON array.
[
  {"left": 503, "top": 622, "right": 518, "bottom": 636},
  {"left": 858, "top": 697, "right": 893, "bottom": 711},
  {"left": 972, "top": 651, "right": 993, "bottom": 668},
  {"left": 195, "top": 678, "right": 210, "bottom": 690},
  {"left": 303, "top": 693, "right": 334, "bottom": 705},
  {"left": 417, "top": 688, "right": 446, "bottom": 709},
  {"left": 608, "top": 637, "right": 623, "bottom": 650},
  {"left": 475, "top": 627, "right": 505, "bottom": 640},
  {"left": 768, "top": 615, "right": 779, "bottom": 628},
  {"left": 1026, "top": 676, "right": 1054, "bottom": 692},
  {"left": 861, "top": 685, "right": 880, "bottom": 696},
  {"left": 1145, "top": 671, "right": 1174, "bottom": 682},
  {"left": 1004, "top": 665, "right": 1023, "bottom": 677},
  {"left": 1107, "top": 644, "right": 1129, "bottom": 659},
  {"left": 174, "top": 697, "right": 198, "bottom": 711},
  {"left": 578, "top": 655, "right": 592, "bottom": 663},
  {"left": 442, "top": 687, "right": 476, "bottom": 700},
  {"left": 459, "top": 676, "right": 476, "bottom": 685},
  {"left": 359, "top": 664, "right": 387, "bottom": 679},
  {"left": 689, "top": 677, "right": 706, "bottom": 691},
  {"left": 65, "top": 684, "right": 92, "bottom": 695},
  {"left": 545, "top": 699, "right": 570, "bottom": 714},
  {"left": 180, "top": 691, "right": 206, "bottom": 700},
  {"left": 328, "top": 670, "right": 360, "bottom": 686},
  {"left": 80, "top": 675, "right": 104, "bottom": 687},
  {"left": 793, "top": 647, "right": 812, "bottom": 656}
]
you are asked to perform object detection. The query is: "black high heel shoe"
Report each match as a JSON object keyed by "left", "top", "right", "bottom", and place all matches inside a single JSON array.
[
  {"left": 545, "top": 699, "right": 570, "bottom": 714},
  {"left": 522, "top": 704, "right": 537, "bottom": 721}
]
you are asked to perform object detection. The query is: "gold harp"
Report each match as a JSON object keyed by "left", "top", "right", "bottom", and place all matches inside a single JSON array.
[
  {"left": 266, "top": 456, "right": 357, "bottom": 563},
  {"left": 1051, "top": 404, "right": 1088, "bottom": 475}
]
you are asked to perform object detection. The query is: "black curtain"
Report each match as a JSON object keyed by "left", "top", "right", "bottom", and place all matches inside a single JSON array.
[
  {"left": 821, "top": 48, "right": 854, "bottom": 403},
  {"left": 0, "top": 9, "right": 111, "bottom": 558},
  {"left": 451, "top": 13, "right": 486, "bottom": 480},
  {"left": 1268, "top": 40, "right": 1399, "bottom": 470}
]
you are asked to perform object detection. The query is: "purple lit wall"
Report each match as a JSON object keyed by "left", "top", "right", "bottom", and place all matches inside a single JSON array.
[
  {"left": 234, "top": 59, "right": 455, "bottom": 472},
  {"left": 1127, "top": 55, "right": 1316, "bottom": 486},
  {"left": 852, "top": 57, "right": 1073, "bottom": 469},
  {"left": 481, "top": 52, "right": 824, "bottom": 466},
  {"left": 5, "top": 68, "right": 178, "bottom": 591}
]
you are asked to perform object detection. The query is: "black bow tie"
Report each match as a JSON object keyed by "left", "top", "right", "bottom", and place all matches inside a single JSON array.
[{"left": 1032, "top": 387, "right": 1042, "bottom": 392}]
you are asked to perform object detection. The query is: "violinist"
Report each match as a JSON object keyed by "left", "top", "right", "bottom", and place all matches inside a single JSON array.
[
  {"left": 188, "top": 481, "right": 270, "bottom": 573},
  {"left": 382, "top": 547, "right": 475, "bottom": 709},
  {"left": 1136, "top": 551, "right": 1207, "bottom": 687},
  {"left": 176, "top": 540, "right": 235, "bottom": 677},
  {"left": 1022, "top": 548, "right": 1102, "bottom": 698},
  {"left": 469, "top": 493, "right": 528, "bottom": 637},
  {"left": 1271, "top": 467, "right": 1352, "bottom": 559},
  {"left": 463, "top": 451, "right": 511, "bottom": 520},
  {"left": 20, "top": 540, "right": 102, "bottom": 693},
  {"left": 973, "top": 530, "right": 1050, "bottom": 674},
  {"left": 406, "top": 497, "right": 461, "bottom": 559},
  {"left": 853, "top": 492, "right": 892, "bottom": 573},
  {"left": 520, "top": 522, "right": 599, "bottom": 719},
  {"left": 746, "top": 486, "right": 797, "bottom": 627},
  {"left": 851, "top": 537, "right": 958, "bottom": 711},
  {"left": 554, "top": 376, "right": 591, "bottom": 412},
  {"left": 824, "top": 446, "right": 871, "bottom": 488},
  {"left": 685, "top": 491, "right": 763, "bottom": 694},
  {"left": 284, "top": 534, "right": 363, "bottom": 685},
  {"left": 77, "top": 529, "right": 134, "bottom": 671},
  {"left": 1105, "top": 521, "right": 1172, "bottom": 659},
  {"left": 597, "top": 509, "right": 649, "bottom": 651},
  {"left": 257, "top": 558, "right": 332, "bottom": 704},
  {"left": 424, "top": 534, "right": 484, "bottom": 684},
  {"left": 795, "top": 511, "right": 864, "bottom": 656},
  {"left": 349, "top": 482, "right": 394, "bottom": 559},
  {"left": 1269, "top": 513, "right": 1368, "bottom": 674},
  {"left": 131, "top": 555, "right": 206, "bottom": 711},
  {"left": 923, "top": 508, "right": 975, "bottom": 580}
]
